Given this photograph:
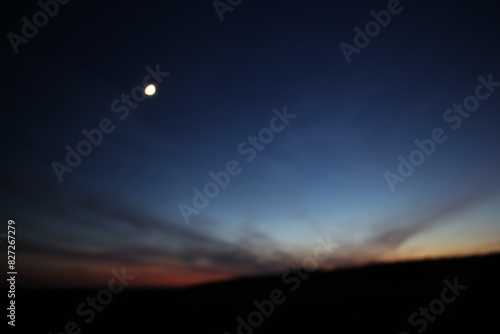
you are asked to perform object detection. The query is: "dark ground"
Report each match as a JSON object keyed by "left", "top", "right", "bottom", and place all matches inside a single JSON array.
[{"left": 7, "top": 253, "right": 500, "bottom": 333}]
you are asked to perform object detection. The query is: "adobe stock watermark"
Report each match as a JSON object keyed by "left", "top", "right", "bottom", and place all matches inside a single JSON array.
[
  {"left": 224, "top": 235, "right": 339, "bottom": 334},
  {"left": 7, "top": 0, "right": 71, "bottom": 54},
  {"left": 339, "top": 0, "right": 405, "bottom": 64},
  {"left": 399, "top": 277, "right": 467, "bottom": 334},
  {"left": 51, "top": 64, "right": 170, "bottom": 183},
  {"left": 178, "top": 106, "right": 296, "bottom": 224},
  {"left": 385, "top": 73, "right": 499, "bottom": 192},
  {"left": 213, "top": 0, "right": 243, "bottom": 22},
  {"left": 49, "top": 267, "right": 135, "bottom": 334}
]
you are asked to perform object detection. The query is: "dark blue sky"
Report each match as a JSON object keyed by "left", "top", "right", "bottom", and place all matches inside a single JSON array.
[{"left": 1, "top": 0, "right": 500, "bottom": 287}]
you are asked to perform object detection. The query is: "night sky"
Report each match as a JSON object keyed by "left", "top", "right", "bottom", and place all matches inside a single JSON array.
[{"left": 2, "top": 0, "right": 500, "bottom": 288}]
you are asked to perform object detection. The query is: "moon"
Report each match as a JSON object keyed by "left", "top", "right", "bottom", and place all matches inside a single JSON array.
[{"left": 144, "top": 84, "right": 156, "bottom": 96}]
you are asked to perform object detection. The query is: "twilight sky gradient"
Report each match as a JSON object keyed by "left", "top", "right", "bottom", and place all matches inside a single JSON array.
[{"left": 1, "top": 0, "right": 500, "bottom": 287}]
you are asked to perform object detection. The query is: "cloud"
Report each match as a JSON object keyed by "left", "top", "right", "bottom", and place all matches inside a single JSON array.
[
  {"left": 17, "top": 191, "right": 297, "bottom": 281},
  {"left": 9, "top": 166, "right": 500, "bottom": 287},
  {"left": 369, "top": 182, "right": 500, "bottom": 250},
  {"left": 321, "top": 182, "right": 500, "bottom": 267}
]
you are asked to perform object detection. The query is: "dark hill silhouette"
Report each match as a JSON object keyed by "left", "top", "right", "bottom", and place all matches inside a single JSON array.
[{"left": 14, "top": 253, "right": 500, "bottom": 333}]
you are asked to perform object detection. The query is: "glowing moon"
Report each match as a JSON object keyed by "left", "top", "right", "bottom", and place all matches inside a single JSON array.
[{"left": 145, "top": 84, "right": 156, "bottom": 96}]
